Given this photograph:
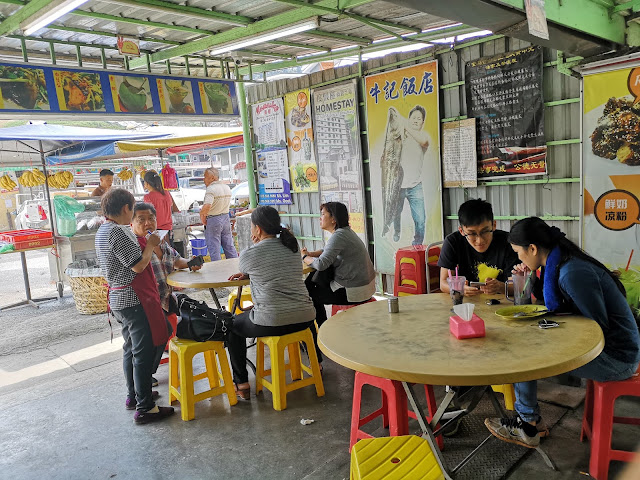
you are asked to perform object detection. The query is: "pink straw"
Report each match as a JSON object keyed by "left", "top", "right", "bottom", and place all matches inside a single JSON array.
[
  {"left": 455, "top": 266, "right": 458, "bottom": 279},
  {"left": 626, "top": 249, "right": 634, "bottom": 271}
]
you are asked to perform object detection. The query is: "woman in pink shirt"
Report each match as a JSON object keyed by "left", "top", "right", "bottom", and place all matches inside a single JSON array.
[{"left": 143, "top": 171, "right": 179, "bottom": 231}]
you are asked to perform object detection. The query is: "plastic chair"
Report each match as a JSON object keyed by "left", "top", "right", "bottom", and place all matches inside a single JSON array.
[
  {"left": 159, "top": 313, "right": 178, "bottom": 366},
  {"left": 168, "top": 338, "right": 238, "bottom": 421},
  {"left": 580, "top": 367, "right": 640, "bottom": 480},
  {"left": 425, "top": 241, "right": 444, "bottom": 294},
  {"left": 393, "top": 246, "right": 427, "bottom": 297},
  {"left": 350, "top": 435, "right": 445, "bottom": 480},
  {"left": 331, "top": 297, "right": 377, "bottom": 316},
  {"left": 491, "top": 383, "right": 515, "bottom": 411},
  {"left": 350, "top": 371, "right": 443, "bottom": 452},
  {"left": 227, "top": 287, "right": 253, "bottom": 314},
  {"left": 256, "top": 328, "right": 325, "bottom": 411}
]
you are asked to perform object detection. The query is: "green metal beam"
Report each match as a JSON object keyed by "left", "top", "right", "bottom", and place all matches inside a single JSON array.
[
  {"left": 267, "top": 40, "right": 331, "bottom": 52},
  {"left": 496, "top": 0, "right": 625, "bottom": 45},
  {"left": 0, "top": 0, "right": 55, "bottom": 36},
  {"left": 611, "top": 0, "right": 640, "bottom": 14},
  {"left": 305, "top": 29, "right": 372, "bottom": 45},
  {"left": 130, "top": 0, "right": 377, "bottom": 69},
  {"left": 237, "top": 81, "right": 257, "bottom": 209},
  {"left": 234, "top": 49, "right": 294, "bottom": 59},
  {"left": 107, "top": 0, "right": 253, "bottom": 26},
  {"left": 46, "top": 24, "right": 183, "bottom": 46}
]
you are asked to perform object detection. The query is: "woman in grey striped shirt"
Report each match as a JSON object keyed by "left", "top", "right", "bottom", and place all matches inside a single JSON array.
[{"left": 227, "top": 206, "right": 316, "bottom": 400}]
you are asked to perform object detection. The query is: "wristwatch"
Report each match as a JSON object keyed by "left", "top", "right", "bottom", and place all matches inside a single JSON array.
[{"left": 302, "top": 254, "right": 308, "bottom": 260}]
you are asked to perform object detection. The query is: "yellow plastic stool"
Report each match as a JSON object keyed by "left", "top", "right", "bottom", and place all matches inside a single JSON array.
[
  {"left": 256, "top": 328, "right": 325, "bottom": 411},
  {"left": 227, "top": 287, "right": 253, "bottom": 314},
  {"left": 350, "top": 435, "right": 445, "bottom": 480},
  {"left": 491, "top": 383, "right": 516, "bottom": 411},
  {"left": 169, "top": 338, "right": 238, "bottom": 421}
]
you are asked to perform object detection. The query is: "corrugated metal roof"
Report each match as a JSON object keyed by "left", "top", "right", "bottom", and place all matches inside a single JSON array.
[{"left": 0, "top": 0, "right": 470, "bottom": 75}]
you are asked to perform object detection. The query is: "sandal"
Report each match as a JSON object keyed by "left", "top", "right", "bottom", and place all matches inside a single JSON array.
[{"left": 234, "top": 382, "right": 251, "bottom": 400}]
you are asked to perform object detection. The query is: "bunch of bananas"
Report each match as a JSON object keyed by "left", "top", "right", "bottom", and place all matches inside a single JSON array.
[
  {"left": 0, "top": 174, "right": 16, "bottom": 191},
  {"left": 46, "top": 171, "right": 74, "bottom": 189},
  {"left": 18, "top": 168, "right": 46, "bottom": 187},
  {"left": 118, "top": 168, "right": 133, "bottom": 181}
]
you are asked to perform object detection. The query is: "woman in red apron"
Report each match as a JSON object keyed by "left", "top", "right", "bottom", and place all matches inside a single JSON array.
[{"left": 95, "top": 188, "right": 173, "bottom": 424}]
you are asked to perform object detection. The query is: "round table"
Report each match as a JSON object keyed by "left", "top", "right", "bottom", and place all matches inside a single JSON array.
[{"left": 318, "top": 293, "right": 605, "bottom": 386}]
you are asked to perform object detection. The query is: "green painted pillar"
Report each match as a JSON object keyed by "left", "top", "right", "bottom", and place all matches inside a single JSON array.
[{"left": 236, "top": 81, "right": 257, "bottom": 208}]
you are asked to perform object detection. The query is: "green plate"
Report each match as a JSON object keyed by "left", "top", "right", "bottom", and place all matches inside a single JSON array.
[{"left": 495, "top": 305, "right": 548, "bottom": 319}]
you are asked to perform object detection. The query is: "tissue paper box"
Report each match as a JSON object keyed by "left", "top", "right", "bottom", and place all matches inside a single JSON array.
[{"left": 449, "top": 313, "right": 485, "bottom": 339}]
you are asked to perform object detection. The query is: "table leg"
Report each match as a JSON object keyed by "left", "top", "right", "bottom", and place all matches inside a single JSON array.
[
  {"left": 1, "top": 251, "right": 57, "bottom": 311},
  {"left": 232, "top": 286, "right": 243, "bottom": 314},
  {"left": 208, "top": 288, "right": 222, "bottom": 310}
]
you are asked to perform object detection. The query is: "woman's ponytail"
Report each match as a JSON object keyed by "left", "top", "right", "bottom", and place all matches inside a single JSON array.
[
  {"left": 278, "top": 227, "right": 299, "bottom": 253},
  {"left": 250, "top": 205, "right": 299, "bottom": 253},
  {"left": 143, "top": 170, "right": 165, "bottom": 195}
]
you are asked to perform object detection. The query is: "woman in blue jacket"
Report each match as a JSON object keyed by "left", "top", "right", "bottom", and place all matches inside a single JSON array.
[{"left": 485, "top": 217, "right": 640, "bottom": 448}]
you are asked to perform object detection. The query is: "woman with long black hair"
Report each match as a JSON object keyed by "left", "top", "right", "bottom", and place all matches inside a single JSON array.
[
  {"left": 227, "top": 206, "right": 316, "bottom": 400},
  {"left": 485, "top": 217, "right": 640, "bottom": 449},
  {"left": 143, "top": 170, "right": 179, "bottom": 232}
]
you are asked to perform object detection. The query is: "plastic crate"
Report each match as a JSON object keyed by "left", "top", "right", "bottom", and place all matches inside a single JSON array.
[
  {"left": 0, "top": 229, "right": 53, "bottom": 243},
  {"left": 12, "top": 237, "right": 54, "bottom": 250}
]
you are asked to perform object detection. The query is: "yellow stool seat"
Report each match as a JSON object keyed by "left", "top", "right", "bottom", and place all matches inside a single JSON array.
[
  {"left": 168, "top": 337, "right": 238, "bottom": 421},
  {"left": 227, "top": 287, "right": 253, "bottom": 314},
  {"left": 350, "top": 435, "right": 445, "bottom": 479},
  {"left": 256, "top": 328, "right": 324, "bottom": 411},
  {"left": 491, "top": 383, "right": 516, "bottom": 411}
]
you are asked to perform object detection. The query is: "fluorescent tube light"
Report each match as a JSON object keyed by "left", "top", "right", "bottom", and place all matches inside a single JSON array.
[
  {"left": 21, "top": 0, "right": 90, "bottom": 36},
  {"left": 209, "top": 18, "right": 319, "bottom": 57}
]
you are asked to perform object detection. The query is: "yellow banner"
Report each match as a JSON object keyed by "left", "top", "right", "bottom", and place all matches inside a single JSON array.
[{"left": 284, "top": 88, "right": 318, "bottom": 193}]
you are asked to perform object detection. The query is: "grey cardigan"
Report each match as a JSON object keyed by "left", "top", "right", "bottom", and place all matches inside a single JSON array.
[{"left": 309, "top": 227, "right": 376, "bottom": 289}]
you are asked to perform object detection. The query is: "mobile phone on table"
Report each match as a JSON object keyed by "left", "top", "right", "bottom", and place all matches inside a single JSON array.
[{"left": 469, "top": 281, "right": 485, "bottom": 288}]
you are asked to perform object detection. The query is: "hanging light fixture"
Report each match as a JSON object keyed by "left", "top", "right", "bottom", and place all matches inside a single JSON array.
[{"left": 21, "top": 0, "right": 90, "bottom": 36}]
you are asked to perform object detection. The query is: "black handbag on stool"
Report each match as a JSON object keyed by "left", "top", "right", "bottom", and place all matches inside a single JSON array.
[{"left": 175, "top": 294, "right": 233, "bottom": 342}]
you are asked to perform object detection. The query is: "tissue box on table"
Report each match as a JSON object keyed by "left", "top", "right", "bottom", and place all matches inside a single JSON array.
[{"left": 449, "top": 313, "right": 485, "bottom": 339}]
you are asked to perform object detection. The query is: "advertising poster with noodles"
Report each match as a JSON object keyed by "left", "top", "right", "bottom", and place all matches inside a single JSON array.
[
  {"left": 285, "top": 88, "right": 318, "bottom": 193},
  {"left": 311, "top": 80, "right": 366, "bottom": 243},
  {"left": 583, "top": 65, "right": 640, "bottom": 319},
  {"left": 364, "top": 61, "right": 443, "bottom": 274}
]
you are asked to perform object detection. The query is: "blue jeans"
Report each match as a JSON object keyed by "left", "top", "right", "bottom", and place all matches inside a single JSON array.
[
  {"left": 514, "top": 351, "right": 640, "bottom": 422},
  {"left": 205, "top": 214, "right": 238, "bottom": 261},
  {"left": 393, "top": 183, "right": 425, "bottom": 245},
  {"left": 113, "top": 304, "right": 157, "bottom": 412}
]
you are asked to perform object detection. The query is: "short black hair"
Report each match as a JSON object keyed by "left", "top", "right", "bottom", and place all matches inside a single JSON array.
[
  {"left": 408, "top": 105, "right": 426, "bottom": 122},
  {"left": 100, "top": 169, "right": 114, "bottom": 177},
  {"left": 133, "top": 202, "right": 157, "bottom": 217},
  {"left": 101, "top": 188, "right": 134, "bottom": 217},
  {"left": 320, "top": 202, "right": 349, "bottom": 229},
  {"left": 458, "top": 199, "right": 493, "bottom": 227}
]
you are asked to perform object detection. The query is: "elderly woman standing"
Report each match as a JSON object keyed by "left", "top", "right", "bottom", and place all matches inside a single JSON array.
[
  {"left": 227, "top": 206, "right": 316, "bottom": 400},
  {"left": 303, "top": 202, "right": 376, "bottom": 362}
]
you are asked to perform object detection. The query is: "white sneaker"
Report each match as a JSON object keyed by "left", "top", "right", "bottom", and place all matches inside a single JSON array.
[{"left": 484, "top": 416, "right": 540, "bottom": 448}]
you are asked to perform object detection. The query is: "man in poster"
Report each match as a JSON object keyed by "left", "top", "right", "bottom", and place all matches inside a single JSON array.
[{"left": 392, "top": 105, "right": 430, "bottom": 245}]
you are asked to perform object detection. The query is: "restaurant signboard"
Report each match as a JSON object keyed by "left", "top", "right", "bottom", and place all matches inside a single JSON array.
[{"left": 284, "top": 88, "right": 318, "bottom": 193}]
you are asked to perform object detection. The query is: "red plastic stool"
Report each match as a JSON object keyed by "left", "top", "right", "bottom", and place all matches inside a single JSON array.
[
  {"left": 350, "top": 371, "right": 443, "bottom": 452},
  {"left": 393, "top": 246, "right": 427, "bottom": 296},
  {"left": 580, "top": 367, "right": 640, "bottom": 480},
  {"left": 159, "top": 313, "right": 178, "bottom": 366},
  {"left": 331, "top": 297, "right": 376, "bottom": 316}
]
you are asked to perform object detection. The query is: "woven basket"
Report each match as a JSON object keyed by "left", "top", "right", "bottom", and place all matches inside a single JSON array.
[{"left": 68, "top": 275, "right": 108, "bottom": 315}]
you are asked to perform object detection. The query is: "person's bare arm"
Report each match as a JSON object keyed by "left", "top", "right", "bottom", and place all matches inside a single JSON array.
[
  {"left": 171, "top": 195, "right": 180, "bottom": 213},
  {"left": 404, "top": 125, "right": 430, "bottom": 147},
  {"left": 199, "top": 204, "right": 211, "bottom": 223},
  {"left": 439, "top": 267, "right": 451, "bottom": 293},
  {"left": 131, "top": 233, "right": 160, "bottom": 273},
  {"left": 301, "top": 247, "right": 323, "bottom": 258}
]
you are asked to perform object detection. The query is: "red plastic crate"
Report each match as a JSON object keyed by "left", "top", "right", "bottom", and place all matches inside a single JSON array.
[
  {"left": 12, "top": 237, "right": 54, "bottom": 251},
  {"left": 0, "top": 229, "right": 53, "bottom": 243}
]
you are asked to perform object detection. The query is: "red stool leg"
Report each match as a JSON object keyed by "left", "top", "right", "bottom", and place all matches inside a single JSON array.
[
  {"left": 424, "top": 385, "right": 444, "bottom": 450},
  {"left": 589, "top": 383, "right": 615, "bottom": 480},
  {"left": 388, "top": 380, "right": 409, "bottom": 436},
  {"left": 381, "top": 389, "right": 389, "bottom": 428},
  {"left": 581, "top": 379, "right": 594, "bottom": 442},
  {"left": 350, "top": 373, "right": 366, "bottom": 451}
]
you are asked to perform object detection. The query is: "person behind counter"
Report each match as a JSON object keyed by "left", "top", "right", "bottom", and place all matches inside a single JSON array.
[
  {"left": 91, "top": 169, "right": 114, "bottom": 197},
  {"left": 143, "top": 170, "right": 179, "bottom": 233},
  {"left": 95, "top": 188, "right": 174, "bottom": 424},
  {"left": 227, "top": 206, "right": 316, "bottom": 400}
]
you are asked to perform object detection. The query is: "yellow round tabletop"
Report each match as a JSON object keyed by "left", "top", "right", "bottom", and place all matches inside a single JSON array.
[
  {"left": 167, "top": 257, "right": 314, "bottom": 289},
  {"left": 318, "top": 293, "right": 605, "bottom": 386}
]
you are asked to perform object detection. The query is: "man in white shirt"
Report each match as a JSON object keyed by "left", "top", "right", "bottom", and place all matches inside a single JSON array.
[
  {"left": 200, "top": 167, "right": 238, "bottom": 261},
  {"left": 393, "top": 105, "right": 430, "bottom": 245}
]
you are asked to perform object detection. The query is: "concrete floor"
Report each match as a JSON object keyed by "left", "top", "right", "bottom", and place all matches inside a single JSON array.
[{"left": 1, "top": 250, "right": 639, "bottom": 479}]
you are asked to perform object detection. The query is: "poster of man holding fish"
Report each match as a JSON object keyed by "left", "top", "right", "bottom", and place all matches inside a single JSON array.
[{"left": 365, "top": 61, "right": 443, "bottom": 274}]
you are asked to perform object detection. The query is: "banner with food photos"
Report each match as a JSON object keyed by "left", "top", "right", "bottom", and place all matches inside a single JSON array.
[
  {"left": 311, "top": 80, "right": 367, "bottom": 243},
  {"left": 284, "top": 88, "right": 318, "bottom": 193},
  {"left": 465, "top": 45, "right": 547, "bottom": 178},
  {"left": 0, "top": 61, "right": 238, "bottom": 118},
  {"left": 251, "top": 98, "right": 292, "bottom": 205},
  {"left": 364, "top": 61, "right": 443, "bottom": 274},
  {"left": 583, "top": 65, "right": 640, "bottom": 319}
]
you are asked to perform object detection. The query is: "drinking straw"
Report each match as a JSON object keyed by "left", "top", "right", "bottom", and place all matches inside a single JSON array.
[
  {"left": 455, "top": 266, "right": 458, "bottom": 279},
  {"left": 626, "top": 249, "right": 634, "bottom": 271},
  {"left": 522, "top": 272, "right": 533, "bottom": 296}
]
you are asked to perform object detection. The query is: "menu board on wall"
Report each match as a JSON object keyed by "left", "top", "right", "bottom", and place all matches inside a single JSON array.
[
  {"left": 251, "top": 98, "right": 292, "bottom": 205},
  {"left": 442, "top": 118, "right": 477, "bottom": 188},
  {"left": 0, "top": 61, "right": 238, "bottom": 118},
  {"left": 364, "top": 61, "right": 443, "bottom": 274},
  {"left": 583, "top": 65, "right": 640, "bottom": 320},
  {"left": 285, "top": 88, "right": 318, "bottom": 193},
  {"left": 465, "top": 46, "right": 547, "bottom": 178},
  {"left": 311, "top": 80, "right": 366, "bottom": 243}
]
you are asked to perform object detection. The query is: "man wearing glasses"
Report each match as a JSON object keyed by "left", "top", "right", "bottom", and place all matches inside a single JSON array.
[{"left": 438, "top": 198, "right": 519, "bottom": 296}]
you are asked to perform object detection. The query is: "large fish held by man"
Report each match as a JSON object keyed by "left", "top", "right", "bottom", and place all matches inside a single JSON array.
[{"left": 380, "top": 107, "right": 404, "bottom": 236}]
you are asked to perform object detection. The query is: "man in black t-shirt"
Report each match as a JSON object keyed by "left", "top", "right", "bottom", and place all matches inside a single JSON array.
[{"left": 438, "top": 199, "right": 518, "bottom": 296}]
